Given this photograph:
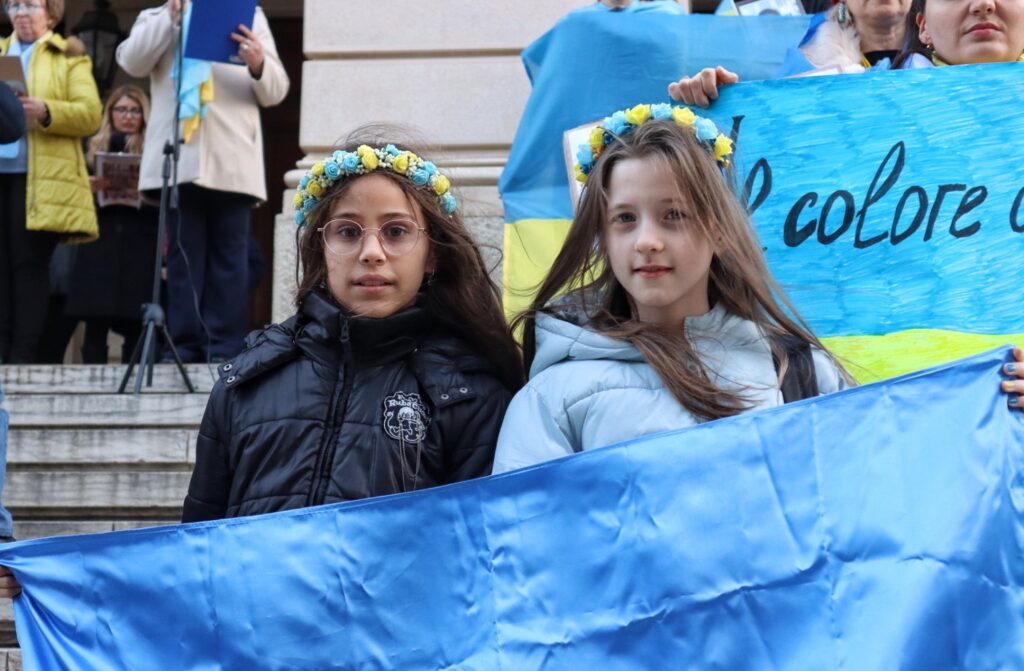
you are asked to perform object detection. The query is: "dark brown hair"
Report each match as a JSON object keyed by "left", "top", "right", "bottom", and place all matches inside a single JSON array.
[
  {"left": 515, "top": 120, "right": 849, "bottom": 420},
  {"left": 295, "top": 137, "right": 523, "bottom": 392},
  {"left": 891, "top": 0, "right": 929, "bottom": 69}
]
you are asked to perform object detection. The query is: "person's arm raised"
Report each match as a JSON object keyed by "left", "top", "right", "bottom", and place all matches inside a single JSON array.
[
  {"left": 115, "top": 1, "right": 179, "bottom": 79},
  {"left": 244, "top": 8, "right": 289, "bottom": 108},
  {"left": 667, "top": 66, "right": 739, "bottom": 108}
]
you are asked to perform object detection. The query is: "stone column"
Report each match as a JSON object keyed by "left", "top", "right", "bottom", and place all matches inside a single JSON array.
[{"left": 273, "top": 0, "right": 592, "bottom": 322}]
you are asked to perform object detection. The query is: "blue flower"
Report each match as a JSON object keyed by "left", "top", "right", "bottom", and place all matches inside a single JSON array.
[
  {"left": 576, "top": 144, "right": 593, "bottom": 170},
  {"left": 341, "top": 153, "right": 360, "bottom": 172},
  {"left": 651, "top": 103, "right": 673, "bottom": 120},
  {"left": 604, "top": 111, "right": 630, "bottom": 135},
  {"left": 324, "top": 161, "right": 342, "bottom": 180},
  {"left": 695, "top": 117, "right": 719, "bottom": 141},
  {"left": 299, "top": 175, "right": 310, "bottom": 188},
  {"left": 332, "top": 150, "right": 346, "bottom": 163},
  {"left": 410, "top": 169, "right": 430, "bottom": 186},
  {"left": 303, "top": 198, "right": 316, "bottom": 213},
  {"left": 441, "top": 193, "right": 457, "bottom": 214},
  {"left": 422, "top": 161, "right": 438, "bottom": 176},
  {"left": 294, "top": 211, "right": 305, "bottom": 226},
  {"left": 384, "top": 144, "right": 400, "bottom": 156}
]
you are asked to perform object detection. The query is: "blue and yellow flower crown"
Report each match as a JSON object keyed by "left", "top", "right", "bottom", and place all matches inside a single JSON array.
[
  {"left": 293, "top": 144, "right": 457, "bottom": 227},
  {"left": 574, "top": 103, "right": 734, "bottom": 183}
]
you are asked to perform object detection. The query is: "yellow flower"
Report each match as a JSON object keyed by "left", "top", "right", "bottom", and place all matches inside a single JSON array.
[
  {"left": 393, "top": 153, "right": 410, "bottom": 173},
  {"left": 293, "top": 191, "right": 304, "bottom": 207},
  {"left": 624, "top": 104, "right": 652, "bottom": 126},
  {"left": 589, "top": 126, "right": 605, "bottom": 153},
  {"left": 310, "top": 161, "right": 325, "bottom": 177},
  {"left": 574, "top": 164, "right": 587, "bottom": 183},
  {"left": 714, "top": 135, "right": 734, "bottom": 161},
  {"left": 307, "top": 180, "right": 325, "bottom": 198},
  {"left": 433, "top": 174, "right": 451, "bottom": 195},
  {"left": 356, "top": 145, "right": 372, "bottom": 156},
  {"left": 672, "top": 106, "right": 696, "bottom": 127},
  {"left": 361, "top": 151, "right": 379, "bottom": 170}
]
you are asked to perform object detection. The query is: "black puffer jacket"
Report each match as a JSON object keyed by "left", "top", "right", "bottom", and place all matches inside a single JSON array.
[{"left": 182, "top": 292, "right": 515, "bottom": 522}]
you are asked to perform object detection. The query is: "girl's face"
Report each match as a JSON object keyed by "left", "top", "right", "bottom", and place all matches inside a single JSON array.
[
  {"left": 322, "top": 173, "right": 433, "bottom": 319},
  {"left": 919, "top": 0, "right": 1024, "bottom": 63},
  {"left": 603, "top": 156, "right": 714, "bottom": 327},
  {"left": 110, "top": 95, "right": 144, "bottom": 135}
]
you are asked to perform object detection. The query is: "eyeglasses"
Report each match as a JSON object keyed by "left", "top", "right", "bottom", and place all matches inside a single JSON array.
[
  {"left": 318, "top": 219, "right": 426, "bottom": 256},
  {"left": 112, "top": 107, "right": 143, "bottom": 117},
  {"left": 4, "top": 3, "right": 44, "bottom": 14}
]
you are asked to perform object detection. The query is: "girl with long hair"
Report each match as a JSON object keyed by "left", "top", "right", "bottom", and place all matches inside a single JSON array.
[
  {"left": 64, "top": 84, "right": 157, "bottom": 363},
  {"left": 180, "top": 133, "right": 523, "bottom": 522},
  {"left": 492, "top": 105, "right": 1023, "bottom": 473}
]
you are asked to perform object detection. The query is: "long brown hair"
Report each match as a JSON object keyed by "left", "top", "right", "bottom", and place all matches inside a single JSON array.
[
  {"left": 515, "top": 120, "right": 849, "bottom": 420},
  {"left": 295, "top": 137, "right": 524, "bottom": 392},
  {"left": 86, "top": 84, "right": 149, "bottom": 168}
]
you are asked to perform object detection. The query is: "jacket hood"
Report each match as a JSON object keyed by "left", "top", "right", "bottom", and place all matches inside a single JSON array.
[{"left": 530, "top": 302, "right": 743, "bottom": 379}]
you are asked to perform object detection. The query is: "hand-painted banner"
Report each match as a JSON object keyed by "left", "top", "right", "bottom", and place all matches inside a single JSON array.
[
  {"left": 3, "top": 348, "right": 1023, "bottom": 669},
  {"left": 502, "top": 61, "right": 1024, "bottom": 380}
]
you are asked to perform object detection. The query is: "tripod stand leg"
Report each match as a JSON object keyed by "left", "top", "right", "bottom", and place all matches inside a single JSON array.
[
  {"left": 133, "top": 322, "right": 158, "bottom": 395},
  {"left": 118, "top": 320, "right": 151, "bottom": 394},
  {"left": 160, "top": 324, "right": 196, "bottom": 393}
]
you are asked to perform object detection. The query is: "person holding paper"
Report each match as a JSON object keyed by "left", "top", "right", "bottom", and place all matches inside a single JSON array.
[
  {"left": 0, "top": 0, "right": 101, "bottom": 364},
  {"left": 115, "top": 0, "right": 289, "bottom": 364},
  {"left": 64, "top": 85, "right": 158, "bottom": 364},
  {"left": 0, "top": 85, "right": 24, "bottom": 144}
]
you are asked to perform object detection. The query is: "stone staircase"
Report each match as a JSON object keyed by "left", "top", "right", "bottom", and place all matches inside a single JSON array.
[{"left": 0, "top": 364, "right": 215, "bottom": 669}]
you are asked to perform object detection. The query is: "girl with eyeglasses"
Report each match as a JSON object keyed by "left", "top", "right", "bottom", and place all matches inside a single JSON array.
[
  {"left": 60, "top": 85, "right": 159, "bottom": 364},
  {"left": 0, "top": 0, "right": 101, "bottom": 363},
  {"left": 176, "top": 132, "right": 523, "bottom": 522}
]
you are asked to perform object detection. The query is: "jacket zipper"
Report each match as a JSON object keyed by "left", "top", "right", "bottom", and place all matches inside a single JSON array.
[{"left": 306, "top": 320, "right": 353, "bottom": 507}]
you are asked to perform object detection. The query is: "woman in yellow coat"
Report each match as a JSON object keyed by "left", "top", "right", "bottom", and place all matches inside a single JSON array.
[{"left": 0, "top": 0, "right": 101, "bottom": 363}]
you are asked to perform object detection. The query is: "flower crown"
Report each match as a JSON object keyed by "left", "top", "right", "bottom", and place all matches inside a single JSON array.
[
  {"left": 293, "top": 144, "right": 457, "bottom": 227},
  {"left": 574, "top": 103, "right": 734, "bottom": 183}
]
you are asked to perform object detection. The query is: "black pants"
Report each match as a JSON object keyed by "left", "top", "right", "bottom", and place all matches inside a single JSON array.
[
  {"left": 0, "top": 173, "right": 59, "bottom": 364},
  {"left": 165, "top": 184, "right": 251, "bottom": 363},
  {"left": 80, "top": 318, "right": 141, "bottom": 364}
]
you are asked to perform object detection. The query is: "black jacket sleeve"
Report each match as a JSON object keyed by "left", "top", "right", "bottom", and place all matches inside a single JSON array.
[
  {"left": 0, "top": 85, "right": 25, "bottom": 144},
  {"left": 441, "top": 373, "right": 513, "bottom": 485},
  {"left": 182, "top": 383, "right": 234, "bottom": 522}
]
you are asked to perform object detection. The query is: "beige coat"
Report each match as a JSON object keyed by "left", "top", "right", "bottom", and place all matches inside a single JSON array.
[{"left": 115, "top": 5, "right": 289, "bottom": 202}]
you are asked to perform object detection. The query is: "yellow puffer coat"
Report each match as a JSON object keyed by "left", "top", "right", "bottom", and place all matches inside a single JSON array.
[{"left": 1, "top": 32, "right": 101, "bottom": 242}]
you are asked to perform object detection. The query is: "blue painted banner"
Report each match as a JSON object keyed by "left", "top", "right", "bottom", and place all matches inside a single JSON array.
[
  {"left": 502, "top": 59, "right": 1024, "bottom": 380},
  {"left": 2, "top": 348, "right": 1023, "bottom": 669}
]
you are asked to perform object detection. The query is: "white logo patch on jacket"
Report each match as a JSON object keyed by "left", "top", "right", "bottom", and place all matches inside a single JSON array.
[{"left": 382, "top": 392, "right": 430, "bottom": 443}]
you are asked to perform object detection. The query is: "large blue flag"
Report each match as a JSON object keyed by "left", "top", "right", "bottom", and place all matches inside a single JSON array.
[{"left": 2, "top": 348, "right": 1022, "bottom": 669}]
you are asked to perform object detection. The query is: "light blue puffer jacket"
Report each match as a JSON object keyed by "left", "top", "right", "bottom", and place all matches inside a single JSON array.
[{"left": 492, "top": 304, "right": 846, "bottom": 474}]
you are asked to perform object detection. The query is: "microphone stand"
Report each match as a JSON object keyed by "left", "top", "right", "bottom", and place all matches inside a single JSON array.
[{"left": 119, "top": 6, "right": 194, "bottom": 394}]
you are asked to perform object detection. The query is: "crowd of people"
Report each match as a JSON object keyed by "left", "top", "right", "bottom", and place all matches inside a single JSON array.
[
  {"left": 0, "top": 0, "right": 1021, "bottom": 622},
  {"left": 0, "top": 0, "right": 288, "bottom": 365}
]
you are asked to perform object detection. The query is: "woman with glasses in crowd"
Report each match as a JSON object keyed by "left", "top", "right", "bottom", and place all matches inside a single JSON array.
[
  {"left": 0, "top": 0, "right": 101, "bottom": 364},
  {"left": 63, "top": 85, "right": 158, "bottom": 364}
]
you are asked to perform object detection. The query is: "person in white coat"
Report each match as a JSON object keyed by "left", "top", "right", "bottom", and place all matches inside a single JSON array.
[{"left": 116, "top": 0, "right": 289, "bottom": 362}]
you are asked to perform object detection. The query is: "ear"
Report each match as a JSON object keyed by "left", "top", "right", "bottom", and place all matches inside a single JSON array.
[{"left": 916, "top": 12, "right": 931, "bottom": 47}]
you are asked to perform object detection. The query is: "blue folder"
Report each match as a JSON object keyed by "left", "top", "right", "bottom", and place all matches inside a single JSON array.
[{"left": 183, "top": 0, "right": 258, "bottom": 65}]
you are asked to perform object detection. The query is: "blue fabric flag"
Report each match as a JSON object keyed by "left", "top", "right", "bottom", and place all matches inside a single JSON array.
[
  {"left": 2, "top": 348, "right": 1022, "bottom": 669},
  {"left": 499, "top": 6, "right": 811, "bottom": 222}
]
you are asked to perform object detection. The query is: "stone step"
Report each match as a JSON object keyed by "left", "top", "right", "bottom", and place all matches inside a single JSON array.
[
  {"left": 7, "top": 429, "right": 195, "bottom": 465},
  {"left": 6, "top": 470, "right": 191, "bottom": 510},
  {"left": 0, "top": 649, "right": 18, "bottom": 670},
  {"left": 12, "top": 519, "right": 173, "bottom": 542},
  {"left": 0, "top": 364, "right": 217, "bottom": 395},
  {"left": 4, "top": 393, "right": 209, "bottom": 428}
]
